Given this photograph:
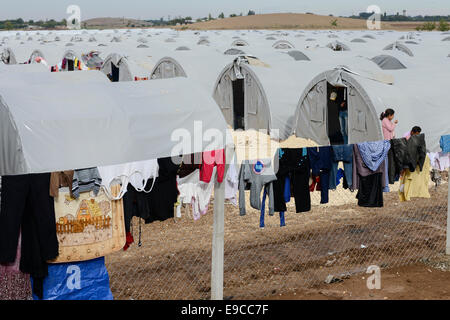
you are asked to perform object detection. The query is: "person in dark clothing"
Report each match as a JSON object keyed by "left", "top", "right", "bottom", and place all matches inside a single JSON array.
[
  {"left": 273, "top": 148, "right": 311, "bottom": 214},
  {"left": 338, "top": 100, "right": 348, "bottom": 145},
  {"left": 0, "top": 174, "right": 59, "bottom": 299}
]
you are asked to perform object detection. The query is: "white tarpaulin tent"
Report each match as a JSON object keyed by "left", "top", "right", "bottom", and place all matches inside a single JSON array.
[{"left": 0, "top": 71, "right": 229, "bottom": 175}]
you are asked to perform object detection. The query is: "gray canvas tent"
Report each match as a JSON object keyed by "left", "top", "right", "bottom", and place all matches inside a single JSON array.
[
  {"left": 1, "top": 47, "right": 17, "bottom": 64},
  {"left": 273, "top": 40, "right": 295, "bottom": 49},
  {"left": 224, "top": 48, "right": 246, "bottom": 55},
  {"left": 326, "top": 41, "right": 351, "bottom": 51},
  {"left": 383, "top": 42, "right": 414, "bottom": 57},
  {"left": 212, "top": 55, "right": 310, "bottom": 140},
  {"left": 100, "top": 53, "right": 152, "bottom": 82},
  {"left": 150, "top": 57, "right": 187, "bottom": 79},
  {"left": 371, "top": 55, "right": 407, "bottom": 70},
  {"left": 293, "top": 67, "right": 385, "bottom": 145},
  {"left": 0, "top": 72, "right": 229, "bottom": 175}
]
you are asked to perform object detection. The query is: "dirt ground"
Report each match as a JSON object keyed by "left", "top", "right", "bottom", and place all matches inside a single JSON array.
[
  {"left": 106, "top": 174, "right": 448, "bottom": 300},
  {"left": 179, "top": 13, "right": 425, "bottom": 31},
  {"left": 265, "top": 255, "right": 450, "bottom": 300}
]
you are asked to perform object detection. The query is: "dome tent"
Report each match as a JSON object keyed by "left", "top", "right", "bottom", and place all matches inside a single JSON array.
[
  {"left": 371, "top": 55, "right": 407, "bottom": 70},
  {"left": 383, "top": 42, "right": 414, "bottom": 57},
  {"left": 224, "top": 48, "right": 245, "bottom": 55},
  {"left": 100, "top": 53, "right": 152, "bottom": 82},
  {"left": 292, "top": 62, "right": 450, "bottom": 151},
  {"left": 351, "top": 38, "right": 367, "bottom": 43},
  {"left": 272, "top": 40, "right": 295, "bottom": 50},
  {"left": 231, "top": 39, "right": 249, "bottom": 47},
  {"left": 0, "top": 70, "right": 229, "bottom": 176},
  {"left": 1, "top": 47, "right": 17, "bottom": 64},
  {"left": 212, "top": 56, "right": 308, "bottom": 140},
  {"left": 149, "top": 57, "right": 187, "bottom": 79},
  {"left": 286, "top": 50, "right": 311, "bottom": 61},
  {"left": 326, "top": 41, "right": 351, "bottom": 52}
]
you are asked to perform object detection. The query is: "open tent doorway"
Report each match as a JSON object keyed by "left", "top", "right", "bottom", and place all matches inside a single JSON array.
[
  {"left": 111, "top": 62, "right": 120, "bottom": 82},
  {"left": 294, "top": 69, "right": 383, "bottom": 146},
  {"left": 327, "top": 83, "right": 347, "bottom": 145},
  {"left": 232, "top": 79, "right": 245, "bottom": 130}
]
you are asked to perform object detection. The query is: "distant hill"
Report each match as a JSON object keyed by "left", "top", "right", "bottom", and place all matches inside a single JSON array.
[
  {"left": 177, "top": 13, "right": 424, "bottom": 30},
  {"left": 82, "top": 17, "right": 153, "bottom": 29}
]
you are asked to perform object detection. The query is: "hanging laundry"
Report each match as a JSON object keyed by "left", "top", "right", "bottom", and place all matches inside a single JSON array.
[
  {"left": 238, "top": 159, "right": 277, "bottom": 216},
  {"left": 399, "top": 155, "right": 431, "bottom": 202},
  {"left": 308, "top": 146, "right": 333, "bottom": 204},
  {"left": 352, "top": 144, "right": 386, "bottom": 207},
  {"left": 200, "top": 149, "right": 225, "bottom": 183},
  {"left": 0, "top": 177, "right": 32, "bottom": 300},
  {"left": 72, "top": 168, "right": 102, "bottom": 199},
  {"left": 225, "top": 158, "right": 239, "bottom": 206},
  {"left": 329, "top": 144, "right": 353, "bottom": 191},
  {"left": 406, "top": 134, "right": 427, "bottom": 172},
  {"left": 440, "top": 135, "right": 450, "bottom": 153},
  {"left": 0, "top": 232, "right": 32, "bottom": 300},
  {"left": 49, "top": 171, "right": 74, "bottom": 198},
  {"left": 428, "top": 152, "right": 450, "bottom": 171},
  {"left": 273, "top": 148, "right": 311, "bottom": 213},
  {"left": 390, "top": 134, "right": 427, "bottom": 175},
  {"left": 122, "top": 158, "right": 179, "bottom": 249},
  {"left": 260, "top": 185, "right": 286, "bottom": 228},
  {"left": 145, "top": 157, "right": 179, "bottom": 223},
  {"left": 98, "top": 159, "right": 159, "bottom": 200},
  {"left": 177, "top": 168, "right": 215, "bottom": 221},
  {"left": 0, "top": 174, "right": 59, "bottom": 299},
  {"left": 178, "top": 153, "right": 202, "bottom": 178}
]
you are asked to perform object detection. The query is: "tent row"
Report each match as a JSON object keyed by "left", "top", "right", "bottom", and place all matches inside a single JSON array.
[{"left": 2, "top": 29, "right": 449, "bottom": 152}]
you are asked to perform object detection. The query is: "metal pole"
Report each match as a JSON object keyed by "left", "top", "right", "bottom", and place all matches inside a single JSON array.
[
  {"left": 211, "top": 170, "right": 225, "bottom": 300},
  {"left": 211, "top": 146, "right": 233, "bottom": 300},
  {"left": 446, "top": 181, "right": 450, "bottom": 255}
]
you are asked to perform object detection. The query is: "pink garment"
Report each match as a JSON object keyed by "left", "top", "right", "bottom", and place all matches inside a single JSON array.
[
  {"left": 382, "top": 118, "right": 396, "bottom": 140},
  {"left": 403, "top": 131, "right": 411, "bottom": 140},
  {"left": 200, "top": 149, "right": 225, "bottom": 183}
]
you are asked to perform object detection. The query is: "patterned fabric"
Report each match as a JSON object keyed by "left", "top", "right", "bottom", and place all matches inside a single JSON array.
[
  {"left": 357, "top": 140, "right": 391, "bottom": 172},
  {"left": 0, "top": 176, "right": 32, "bottom": 300}
]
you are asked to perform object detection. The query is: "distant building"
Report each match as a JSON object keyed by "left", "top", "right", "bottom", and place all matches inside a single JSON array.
[{"left": 403, "top": 10, "right": 407, "bottom": 17}]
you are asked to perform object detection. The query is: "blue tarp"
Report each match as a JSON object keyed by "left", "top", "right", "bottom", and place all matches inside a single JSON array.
[{"left": 32, "top": 257, "right": 113, "bottom": 300}]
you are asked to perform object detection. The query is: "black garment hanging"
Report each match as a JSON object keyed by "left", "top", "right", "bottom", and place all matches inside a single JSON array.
[
  {"left": 145, "top": 157, "right": 180, "bottom": 223},
  {"left": 356, "top": 173, "right": 383, "bottom": 207},
  {"left": 273, "top": 149, "right": 311, "bottom": 213},
  {"left": 0, "top": 174, "right": 59, "bottom": 299}
]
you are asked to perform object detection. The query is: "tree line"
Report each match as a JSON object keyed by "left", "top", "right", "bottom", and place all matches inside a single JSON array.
[{"left": 0, "top": 18, "right": 67, "bottom": 30}]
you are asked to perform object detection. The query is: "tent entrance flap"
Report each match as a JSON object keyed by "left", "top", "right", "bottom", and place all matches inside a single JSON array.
[
  {"left": 232, "top": 79, "right": 245, "bottom": 130},
  {"left": 327, "top": 83, "right": 346, "bottom": 145}
]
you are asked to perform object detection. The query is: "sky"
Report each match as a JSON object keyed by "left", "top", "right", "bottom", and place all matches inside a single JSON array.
[{"left": 1, "top": 0, "right": 450, "bottom": 21}]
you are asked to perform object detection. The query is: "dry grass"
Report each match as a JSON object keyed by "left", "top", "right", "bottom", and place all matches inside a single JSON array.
[{"left": 177, "top": 13, "right": 426, "bottom": 31}]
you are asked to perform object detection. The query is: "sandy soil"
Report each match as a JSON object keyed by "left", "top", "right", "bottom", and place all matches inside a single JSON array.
[
  {"left": 105, "top": 177, "right": 448, "bottom": 300},
  {"left": 265, "top": 255, "right": 450, "bottom": 300},
  {"left": 179, "top": 13, "right": 425, "bottom": 31}
]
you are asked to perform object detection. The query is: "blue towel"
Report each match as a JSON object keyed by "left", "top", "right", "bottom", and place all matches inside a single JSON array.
[{"left": 440, "top": 135, "right": 450, "bottom": 153}]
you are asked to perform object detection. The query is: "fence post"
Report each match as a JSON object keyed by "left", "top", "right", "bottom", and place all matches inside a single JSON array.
[
  {"left": 447, "top": 182, "right": 450, "bottom": 255},
  {"left": 211, "top": 146, "right": 233, "bottom": 300}
]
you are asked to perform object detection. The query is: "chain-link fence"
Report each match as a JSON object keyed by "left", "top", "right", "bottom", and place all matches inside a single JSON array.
[{"left": 105, "top": 172, "right": 448, "bottom": 300}]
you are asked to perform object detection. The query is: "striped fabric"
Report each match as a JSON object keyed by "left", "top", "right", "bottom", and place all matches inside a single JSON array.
[{"left": 72, "top": 168, "right": 102, "bottom": 199}]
